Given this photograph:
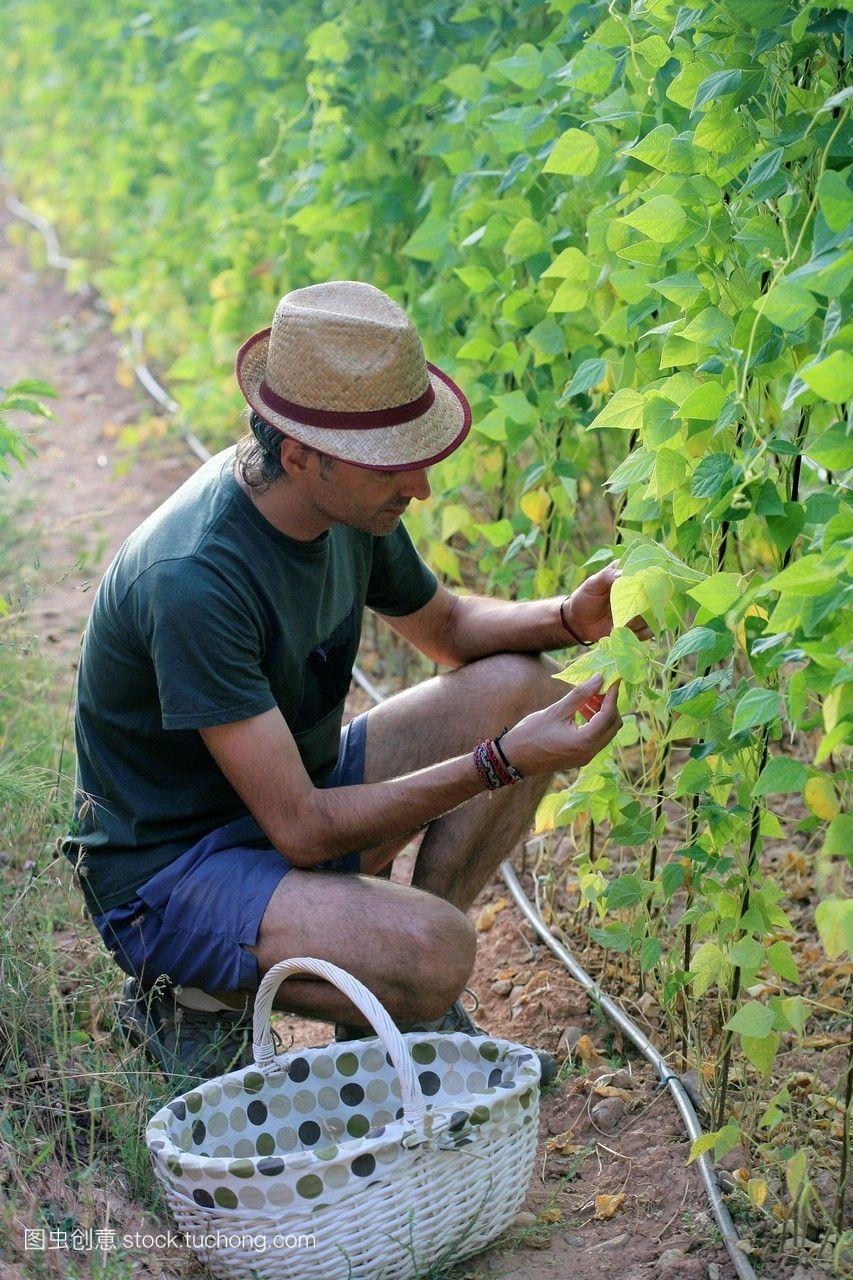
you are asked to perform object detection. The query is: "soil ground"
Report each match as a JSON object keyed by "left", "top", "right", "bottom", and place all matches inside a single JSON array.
[{"left": 0, "top": 202, "right": 842, "bottom": 1280}]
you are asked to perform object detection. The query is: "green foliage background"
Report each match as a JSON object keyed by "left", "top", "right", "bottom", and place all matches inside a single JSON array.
[{"left": 1, "top": 0, "right": 851, "bottom": 1246}]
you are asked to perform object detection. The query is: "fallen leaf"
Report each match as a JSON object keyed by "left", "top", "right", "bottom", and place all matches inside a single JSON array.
[
  {"left": 574, "top": 1035, "right": 603, "bottom": 1064},
  {"left": 594, "top": 1192, "right": 626, "bottom": 1220},
  {"left": 545, "top": 1130, "right": 584, "bottom": 1156},
  {"left": 475, "top": 897, "right": 508, "bottom": 932},
  {"left": 593, "top": 1084, "right": 634, "bottom": 1103}
]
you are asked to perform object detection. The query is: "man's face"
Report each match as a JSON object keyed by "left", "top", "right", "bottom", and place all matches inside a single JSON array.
[{"left": 306, "top": 450, "right": 432, "bottom": 535}]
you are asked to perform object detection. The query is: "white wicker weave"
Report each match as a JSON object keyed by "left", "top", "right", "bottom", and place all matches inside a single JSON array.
[{"left": 146, "top": 957, "right": 541, "bottom": 1280}]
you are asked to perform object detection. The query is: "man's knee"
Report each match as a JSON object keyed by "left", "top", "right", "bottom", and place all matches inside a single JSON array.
[
  {"left": 403, "top": 896, "right": 476, "bottom": 1020},
  {"left": 477, "top": 650, "right": 564, "bottom": 719}
]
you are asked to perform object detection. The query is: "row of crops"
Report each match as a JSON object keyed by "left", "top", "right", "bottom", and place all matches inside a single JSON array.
[{"left": 1, "top": 0, "right": 850, "bottom": 1263}]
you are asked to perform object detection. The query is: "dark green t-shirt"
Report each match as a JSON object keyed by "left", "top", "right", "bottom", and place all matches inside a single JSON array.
[{"left": 62, "top": 445, "right": 438, "bottom": 915}]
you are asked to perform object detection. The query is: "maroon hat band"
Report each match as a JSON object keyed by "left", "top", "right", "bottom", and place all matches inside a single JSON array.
[{"left": 258, "top": 369, "right": 437, "bottom": 430}]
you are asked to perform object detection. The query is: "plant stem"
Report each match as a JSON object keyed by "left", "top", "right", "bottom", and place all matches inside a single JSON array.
[
  {"left": 715, "top": 730, "right": 770, "bottom": 1129},
  {"left": 834, "top": 1014, "right": 852, "bottom": 1240}
]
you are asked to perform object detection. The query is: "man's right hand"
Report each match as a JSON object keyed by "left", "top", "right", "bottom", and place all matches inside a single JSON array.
[{"left": 498, "top": 674, "right": 623, "bottom": 776}]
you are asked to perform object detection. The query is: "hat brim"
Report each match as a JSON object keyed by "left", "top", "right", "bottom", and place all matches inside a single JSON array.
[{"left": 235, "top": 327, "right": 472, "bottom": 472}]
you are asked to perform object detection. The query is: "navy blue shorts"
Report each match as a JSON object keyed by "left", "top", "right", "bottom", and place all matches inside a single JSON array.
[{"left": 91, "top": 712, "right": 367, "bottom": 994}]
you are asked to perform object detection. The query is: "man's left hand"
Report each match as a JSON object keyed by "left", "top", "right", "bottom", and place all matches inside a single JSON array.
[{"left": 564, "top": 562, "right": 652, "bottom": 644}]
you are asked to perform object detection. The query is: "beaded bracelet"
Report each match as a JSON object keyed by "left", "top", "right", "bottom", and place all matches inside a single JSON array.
[
  {"left": 559, "top": 596, "right": 592, "bottom": 648},
  {"left": 473, "top": 734, "right": 523, "bottom": 790}
]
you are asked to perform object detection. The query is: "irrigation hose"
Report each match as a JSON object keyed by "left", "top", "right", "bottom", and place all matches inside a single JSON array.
[{"left": 3, "top": 181, "right": 759, "bottom": 1280}]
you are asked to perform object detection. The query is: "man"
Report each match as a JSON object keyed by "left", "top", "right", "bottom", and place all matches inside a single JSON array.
[{"left": 63, "top": 280, "right": 646, "bottom": 1085}]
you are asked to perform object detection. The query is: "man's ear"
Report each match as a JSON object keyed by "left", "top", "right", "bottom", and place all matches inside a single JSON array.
[{"left": 279, "top": 435, "right": 312, "bottom": 477}]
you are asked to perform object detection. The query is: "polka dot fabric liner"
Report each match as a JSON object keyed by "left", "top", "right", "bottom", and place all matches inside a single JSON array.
[{"left": 146, "top": 1032, "right": 540, "bottom": 1215}]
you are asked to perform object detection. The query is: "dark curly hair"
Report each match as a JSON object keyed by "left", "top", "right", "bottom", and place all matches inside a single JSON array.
[{"left": 235, "top": 409, "right": 336, "bottom": 493}]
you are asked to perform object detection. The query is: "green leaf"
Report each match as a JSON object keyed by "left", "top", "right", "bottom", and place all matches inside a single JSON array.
[
  {"left": 606, "top": 873, "right": 646, "bottom": 909},
  {"left": 604, "top": 446, "right": 655, "bottom": 494},
  {"left": 801, "top": 351, "right": 853, "bottom": 402},
  {"left": 588, "top": 388, "right": 646, "bottom": 431},
  {"left": 493, "top": 43, "right": 544, "bottom": 91},
  {"left": 541, "top": 246, "right": 588, "bottom": 278},
  {"left": 651, "top": 272, "right": 705, "bottom": 307},
  {"left": 752, "top": 757, "right": 808, "bottom": 797},
  {"left": 504, "top": 217, "right": 548, "bottom": 259},
  {"left": 454, "top": 266, "right": 497, "bottom": 294},
  {"left": 622, "top": 123, "right": 676, "bottom": 170},
  {"left": 729, "top": 936, "right": 765, "bottom": 970},
  {"left": 767, "top": 940, "right": 799, "bottom": 983},
  {"left": 621, "top": 195, "right": 688, "bottom": 245},
  {"left": 547, "top": 277, "right": 588, "bottom": 313},
  {"left": 400, "top": 215, "right": 450, "bottom": 263},
  {"left": 544, "top": 127, "right": 599, "bottom": 176},
  {"left": 588, "top": 923, "right": 632, "bottom": 952},
  {"left": 693, "top": 68, "right": 743, "bottom": 112},
  {"left": 764, "top": 555, "right": 836, "bottom": 597},
  {"left": 818, "top": 170, "right": 853, "bottom": 234},
  {"left": 741, "top": 1031, "right": 779, "bottom": 1076},
  {"left": 441, "top": 63, "right": 486, "bottom": 100},
  {"left": 474, "top": 519, "right": 515, "bottom": 547},
  {"left": 673, "top": 757, "right": 711, "bottom": 796},
  {"left": 822, "top": 814, "right": 853, "bottom": 859},
  {"left": 688, "top": 1131, "right": 718, "bottom": 1164},
  {"left": 691, "top": 453, "right": 733, "bottom": 499},
  {"left": 731, "top": 688, "right": 781, "bottom": 735},
  {"left": 609, "top": 626, "right": 649, "bottom": 682},
  {"left": 640, "top": 936, "right": 662, "bottom": 973},
  {"left": 678, "top": 382, "right": 726, "bottom": 420},
  {"left": 561, "top": 358, "right": 606, "bottom": 399},
  {"left": 556, "top": 636, "right": 619, "bottom": 691},
  {"left": 742, "top": 147, "right": 783, "bottom": 191},
  {"left": 760, "top": 283, "right": 817, "bottom": 332},
  {"left": 680, "top": 307, "right": 731, "bottom": 347},
  {"left": 690, "top": 941, "right": 725, "bottom": 998},
  {"left": 806, "top": 422, "right": 853, "bottom": 471},
  {"left": 724, "top": 1001, "right": 774, "bottom": 1037},
  {"left": 665, "top": 626, "right": 719, "bottom": 668},
  {"left": 687, "top": 573, "right": 742, "bottom": 616}
]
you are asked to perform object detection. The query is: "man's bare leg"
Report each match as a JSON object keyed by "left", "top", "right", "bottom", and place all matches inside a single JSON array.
[
  {"left": 214, "top": 651, "right": 565, "bottom": 1021},
  {"left": 360, "top": 651, "right": 565, "bottom": 909}
]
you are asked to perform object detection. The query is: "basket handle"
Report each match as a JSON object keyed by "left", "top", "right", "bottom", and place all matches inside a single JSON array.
[{"left": 252, "top": 956, "right": 428, "bottom": 1127}]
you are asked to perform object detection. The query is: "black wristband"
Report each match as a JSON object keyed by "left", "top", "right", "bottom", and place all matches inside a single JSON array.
[
  {"left": 559, "top": 596, "right": 592, "bottom": 648},
  {"left": 493, "top": 728, "right": 524, "bottom": 782}
]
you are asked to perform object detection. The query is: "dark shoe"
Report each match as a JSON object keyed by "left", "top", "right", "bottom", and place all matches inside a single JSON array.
[
  {"left": 334, "top": 989, "right": 558, "bottom": 1087},
  {"left": 116, "top": 976, "right": 256, "bottom": 1085}
]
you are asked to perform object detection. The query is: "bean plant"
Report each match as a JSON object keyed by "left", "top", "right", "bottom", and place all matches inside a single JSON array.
[{"left": 0, "top": 0, "right": 850, "bottom": 1261}]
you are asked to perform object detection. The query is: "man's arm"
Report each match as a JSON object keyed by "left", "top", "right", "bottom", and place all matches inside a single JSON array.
[
  {"left": 200, "top": 705, "right": 484, "bottom": 867},
  {"left": 381, "top": 564, "right": 651, "bottom": 666},
  {"left": 199, "top": 678, "right": 622, "bottom": 868},
  {"left": 380, "top": 584, "right": 572, "bottom": 668}
]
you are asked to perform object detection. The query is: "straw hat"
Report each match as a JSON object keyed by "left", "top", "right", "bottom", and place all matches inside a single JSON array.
[{"left": 234, "top": 280, "right": 472, "bottom": 472}]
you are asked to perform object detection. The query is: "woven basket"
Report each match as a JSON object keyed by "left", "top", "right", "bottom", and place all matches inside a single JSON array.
[{"left": 146, "top": 957, "right": 540, "bottom": 1280}]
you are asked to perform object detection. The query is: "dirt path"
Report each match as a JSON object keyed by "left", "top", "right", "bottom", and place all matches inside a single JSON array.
[{"left": 1, "top": 203, "right": 740, "bottom": 1280}]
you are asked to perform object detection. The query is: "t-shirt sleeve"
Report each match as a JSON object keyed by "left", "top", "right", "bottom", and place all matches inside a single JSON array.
[
  {"left": 123, "top": 558, "right": 277, "bottom": 730},
  {"left": 365, "top": 520, "right": 439, "bottom": 617}
]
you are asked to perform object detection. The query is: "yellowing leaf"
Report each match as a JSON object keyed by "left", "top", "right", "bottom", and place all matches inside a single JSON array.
[
  {"left": 520, "top": 487, "right": 551, "bottom": 525},
  {"left": 594, "top": 1192, "right": 626, "bottom": 1220},
  {"left": 546, "top": 1131, "right": 584, "bottom": 1155},
  {"left": 804, "top": 775, "right": 839, "bottom": 821},
  {"left": 475, "top": 898, "right": 508, "bottom": 932},
  {"left": 815, "top": 899, "right": 853, "bottom": 960},
  {"left": 747, "top": 1179, "right": 769, "bottom": 1208}
]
